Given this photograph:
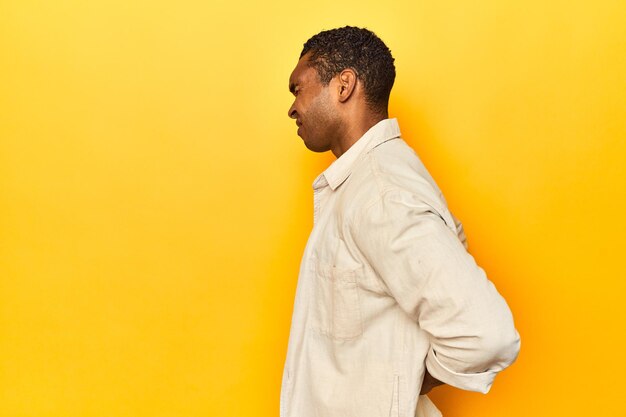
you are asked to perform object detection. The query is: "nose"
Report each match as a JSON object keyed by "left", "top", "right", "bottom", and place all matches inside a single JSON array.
[{"left": 287, "top": 102, "right": 297, "bottom": 119}]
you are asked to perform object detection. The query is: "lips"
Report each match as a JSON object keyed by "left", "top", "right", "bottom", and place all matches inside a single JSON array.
[{"left": 296, "top": 120, "right": 303, "bottom": 136}]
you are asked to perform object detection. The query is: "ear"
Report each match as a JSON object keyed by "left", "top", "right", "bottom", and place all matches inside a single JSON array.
[{"left": 336, "top": 68, "right": 357, "bottom": 103}]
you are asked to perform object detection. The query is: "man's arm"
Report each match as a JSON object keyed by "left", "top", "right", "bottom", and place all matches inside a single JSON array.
[
  {"left": 350, "top": 189, "right": 520, "bottom": 394},
  {"left": 420, "top": 370, "right": 445, "bottom": 395}
]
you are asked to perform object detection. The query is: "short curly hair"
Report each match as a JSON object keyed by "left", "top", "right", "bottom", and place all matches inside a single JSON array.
[{"left": 300, "top": 26, "right": 396, "bottom": 114}]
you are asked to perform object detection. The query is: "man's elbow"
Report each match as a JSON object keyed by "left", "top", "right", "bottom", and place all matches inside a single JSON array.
[
  {"left": 432, "top": 321, "right": 520, "bottom": 376},
  {"left": 426, "top": 323, "right": 520, "bottom": 394},
  {"left": 474, "top": 322, "right": 521, "bottom": 372}
]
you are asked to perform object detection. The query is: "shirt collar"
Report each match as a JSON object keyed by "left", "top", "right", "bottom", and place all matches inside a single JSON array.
[{"left": 312, "top": 118, "right": 401, "bottom": 191}]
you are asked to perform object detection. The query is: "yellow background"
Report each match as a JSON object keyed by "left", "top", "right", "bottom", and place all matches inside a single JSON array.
[{"left": 1, "top": 0, "right": 624, "bottom": 415}]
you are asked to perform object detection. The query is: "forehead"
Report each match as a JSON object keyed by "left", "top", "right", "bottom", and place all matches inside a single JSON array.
[{"left": 289, "top": 53, "right": 318, "bottom": 87}]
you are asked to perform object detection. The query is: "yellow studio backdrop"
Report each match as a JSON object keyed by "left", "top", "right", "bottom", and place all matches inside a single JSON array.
[{"left": 0, "top": 0, "right": 624, "bottom": 416}]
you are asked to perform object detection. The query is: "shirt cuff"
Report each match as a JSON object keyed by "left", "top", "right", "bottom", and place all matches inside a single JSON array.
[{"left": 424, "top": 346, "right": 497, "bottom": 394}]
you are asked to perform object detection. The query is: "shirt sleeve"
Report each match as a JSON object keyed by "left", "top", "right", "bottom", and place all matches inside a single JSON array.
[
  {"left": 350, "top": 189, "right": 521, "bottom": 394},
  {"left": 451, "top": 212, "right": 469, "bottom": 250}
]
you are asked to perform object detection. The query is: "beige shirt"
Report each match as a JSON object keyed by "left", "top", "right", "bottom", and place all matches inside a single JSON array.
[{"left": 280, "top": 118, "right": 520, "bottom": 417}]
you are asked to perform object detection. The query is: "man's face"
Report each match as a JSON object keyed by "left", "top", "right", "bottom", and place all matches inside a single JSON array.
[{"left": 287, "top": 52, "right": 340, "bottom": 153}]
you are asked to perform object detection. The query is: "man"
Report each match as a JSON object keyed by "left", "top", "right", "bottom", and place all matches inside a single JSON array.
[{"left": 281, "top": 26, "right": 520, "bottom": 417}]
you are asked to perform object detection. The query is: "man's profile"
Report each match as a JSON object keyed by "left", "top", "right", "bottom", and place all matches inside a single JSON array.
[{"left": 281, "top": 26, "right": 520, "bottom": 417}]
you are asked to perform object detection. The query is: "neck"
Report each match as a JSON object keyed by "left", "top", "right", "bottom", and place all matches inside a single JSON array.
[{"left": 331, "top": 111, "right": 388, "bottom": 158}]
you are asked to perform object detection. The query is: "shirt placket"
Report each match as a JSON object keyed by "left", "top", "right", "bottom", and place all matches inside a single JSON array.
[
  {"left": 313, "top": 180, "right": 329, "bottom": 226},
  {"left": 313, "top": 187, "right": 321, "bottom": 226}
]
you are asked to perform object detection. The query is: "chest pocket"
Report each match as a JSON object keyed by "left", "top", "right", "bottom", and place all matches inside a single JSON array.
[{"left": 311, "top": 262, "right": 363, "bottom": 340}]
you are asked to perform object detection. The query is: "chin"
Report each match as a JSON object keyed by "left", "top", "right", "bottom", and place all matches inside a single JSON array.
[{"left": 304, "top": 141, "right": 329, "bottom": 153}]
